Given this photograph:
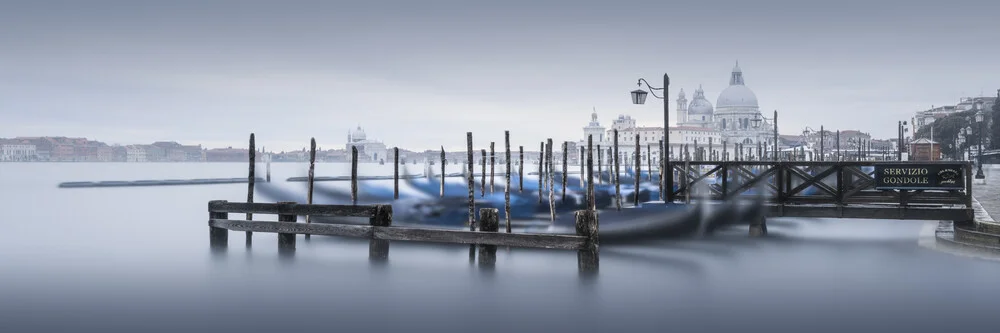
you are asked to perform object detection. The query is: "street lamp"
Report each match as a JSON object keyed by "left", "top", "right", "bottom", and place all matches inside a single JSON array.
[
  {"left": 630, "top": 73, "right": 670, "bottom": 201},
  {"left": 751, "top": 110, "right": 778, "bottom": 160},
  {"left": 975, "top": 101, "right": 985, "bottom": 179}
]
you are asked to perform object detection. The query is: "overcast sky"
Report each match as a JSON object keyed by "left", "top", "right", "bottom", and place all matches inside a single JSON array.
[{"left": 2, "top": 0, "right": 998, "bottom": 152}]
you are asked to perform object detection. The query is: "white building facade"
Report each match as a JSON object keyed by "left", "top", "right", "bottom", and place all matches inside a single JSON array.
[
  {"left": 126, "top": 145, "right": 147, "bottom": 162},
  {"left": 346, "top": 126, "right": 389, "bottom": 163},
  {"left": 0, "top": 142, "right": 37, "bottom": 161}
]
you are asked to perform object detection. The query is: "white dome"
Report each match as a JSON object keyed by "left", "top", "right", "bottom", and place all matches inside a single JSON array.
[
  {"left": 351, "top": 126, "right": 367, "bottom": 141},
  {"left": 716, "top": 85, "right": 758, "bottom": 109},
  {"left": 688, "top": 86, "right": 713, "bottom": 115}
]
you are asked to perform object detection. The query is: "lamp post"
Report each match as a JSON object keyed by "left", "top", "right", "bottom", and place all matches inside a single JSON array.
[
  {"left": 975, "top": 101, "right": 985, "bottom": 179},
  {"left": 631, "top": 73, "right": 671, "bottom": 202},
  {"left": 750, "top": 111, "right": 777, "bottom": 161}
]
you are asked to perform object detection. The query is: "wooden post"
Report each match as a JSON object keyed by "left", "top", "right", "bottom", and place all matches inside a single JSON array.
[
  {"left": 440, "top": 146, "right": 446, "bottom": 197},
  {"left": 562, "top": 141, "right": 568, "bottom": 202},
  {"left": 265, "top": 149, "right": 271, "bottom": 183},
  {"left": 597, "top": 144, "right": 603, "bottom": 185},
  {"left": 208, "top": 200, "right": 228, "bottom": 250},
  {"left": 683, "top": 160, "right": 691, "bottom": 204},
  {"left": 369, "top": 204, "right": 392, "bottom": 261},
  {"left": 579, "top": 146, "right": 585, "bottom": 188},
  {"left": 478, "top": 208, "right": 499, "bottom": 267},
  {"left": 306, "top": 138, "right": 316, "bottom": 240},
  {"left": 518, "top": 146, "right": 524, "bottom": 193},
  {"left": 467, "top": 133, "right": 476, "bottom": 262},
  {"left": 480, "top": 149, "right": 486, "bottom": 198},
  {"left": 574, "top": 210, "right": 599, "bottom": 273},
  {"left": 660, "top": 139, "right": 667, "bottom": 202},
  {"left": 505, "top": 131, "right": 512, "bottom": 233},
  {"left": 613, "top": 129, "right": 621, "bottom": 210},
  {"left": 277, "top": 201, "right": 296, "bottom": 255},
  {"left": 466, "top": 133, "right": 476, "bottom": 230},
  {"left": 394, "top": 147, "right": 399, "bottom": 199},
  {"left": 538, "top": 142, "right": 544, "bottom": 203},
  {"left": 587, "top": 135, "right": 595, "bottom": 210},
  {"left": 490, "top": 142, "right": 495, "bottom": 193},
  {"left": 246, "top": 133, "right": 255, "bottom": 246},
  {"left": 351, "top": 146, "right": 358, "bottom": 205},
  {"left": 750, "top": 216, "right": 768, "bottom": 237},
  {"left": 646, "top": 144, "right": 652, "bottom": 181},
  {"left": 634, "top": 133, "right": 640, "bottom": 206},
  {"left": 547, "top": 139, "right": 555, "bottom": 222}
]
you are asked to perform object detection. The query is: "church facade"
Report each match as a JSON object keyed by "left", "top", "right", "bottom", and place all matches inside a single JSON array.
[{"left": 580, "top": 62, "right": 774, "bottom": 162}]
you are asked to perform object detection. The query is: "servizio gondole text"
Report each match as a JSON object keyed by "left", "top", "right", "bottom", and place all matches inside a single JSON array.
[{"left": 881, "top": 168, "right": 929, "bottom": 184}]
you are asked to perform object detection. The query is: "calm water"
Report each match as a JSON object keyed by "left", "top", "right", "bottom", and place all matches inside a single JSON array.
[{"left": 2, "top": 162, "right": 999, "bottom": 333}]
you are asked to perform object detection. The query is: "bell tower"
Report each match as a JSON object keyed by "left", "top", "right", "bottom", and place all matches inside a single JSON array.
[{"left": 676, "top": 88, "right": 688, "bottom": 125}]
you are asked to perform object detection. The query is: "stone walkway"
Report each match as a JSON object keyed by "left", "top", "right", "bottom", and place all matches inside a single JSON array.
[{"left": 971, "top": 164, "right": 1000, "bottom": 222}]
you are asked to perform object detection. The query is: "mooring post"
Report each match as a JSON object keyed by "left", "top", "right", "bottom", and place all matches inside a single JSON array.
[
  {"left": 246, "top": 133, "right": 255, "bottom": 246},
  {"left": 467, "top": 133, "right": 476, "bottom": 262},
  {"left": 547, "top": 139, "right": 555, "bottom": 222},
  {"left": 277, "top": 201, "right": 296, "bottom": 255},
  {"left": 634, "top": 134, "right": 641, "bottom": 206},
  {"left": 836, "top": 130, "right": 841, "bottom": 161},
  {"left": 579, "top": 146, "right": 585, "bottom": 188},
  {"left": 587, "top": 135, "right": 595, "bottom": 210},
  {"left": 490, "top": 142, "right": 495, "bottom": 193},
  {"left": 306, "top": 138, "right": 316, "bottom": 240},
  {"left": 480, "top": 149, "right": 486, "bottom": 198},
  {"left": 562, "top": 141, "right": 568, "bottom": 203},
  {"left": 369, "top": 204, "right": 392, "bottom": 261},
  {"left": 518, "top": 146, "right": 524, "bottom": 193},
  {"left": 646, "top": 144, "right": 652, "bottom": 181},
  {"left": 478, "top": 208, "right": 499, "bottom": 267},
  {"left": 660, "top": 139, "right": 669, "bottom": 203},
  {"left": 440, "top": 146, "right": 446, "bottom": 198},
  {"left": 574, "top": 209, "right": 599, "bottom": 273},
  {"left": 208, "top": 200, "right": 229, "bottom": 250},
  {"left": 538, "top": 142, "right": 544, "bottom": 204},
  {"left": 394, "top": 147, "right": 400, "bottom": 199},
  {"left": 265, "top": 149, "right": 271, "bottom": 183},
  {"left": 505, "top": 131, "right": 512, "bottom": 233},
  {"left": 597, "top": 144, "right": 603, "bottom": 185},
  {"left": 613, "top": 130, "right": 621, "bottom": 210},
  {"left": 351, "top": 146, "right": 359, "bottom": 205},
  {"left": 750, "top": 216, "right": 768, "bottom": 237},
  {"left": 683, "top": 160, "right": 691, "bottom": 204}
]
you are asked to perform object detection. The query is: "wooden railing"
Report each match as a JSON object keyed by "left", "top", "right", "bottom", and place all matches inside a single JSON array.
[{"left": 666, "top": 161, "right": 974, "bottom": 221}]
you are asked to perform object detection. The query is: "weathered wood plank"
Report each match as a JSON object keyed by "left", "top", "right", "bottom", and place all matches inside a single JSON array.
[
  {"left": 373, "top": 226, "right": 587, "bottom": 250},
  {"left": 208, "top": 201, "right": 376, "bottom": 217},
  {"left": 209, "top": 219, "right": 374, "bottom": 238}
]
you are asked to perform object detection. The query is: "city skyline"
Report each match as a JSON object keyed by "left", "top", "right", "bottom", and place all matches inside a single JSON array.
[{"left": 2, "top": 0, "right": 999, "bottom": 152}]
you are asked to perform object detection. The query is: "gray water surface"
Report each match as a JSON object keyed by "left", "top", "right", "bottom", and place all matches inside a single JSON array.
[{"left": 2, "top": 163, "right": 999, "bottom": 333}]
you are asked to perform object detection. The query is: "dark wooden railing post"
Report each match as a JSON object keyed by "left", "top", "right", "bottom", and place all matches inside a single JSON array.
[
  {"left": 518, "top": 146, "right": 524, "bottom": 193},
  {"left": 209, "top": 200, "right": 228, "bottom": 250},
  {"left": 306, "top": 138, "right": 316, "bottom": 240},
  {"left": 613, "top": 130, "right": 621, "bottom": 210},
  {"left": 574, "top": 209, "right": 599, "bottom": 273},
  {"left": 246, "top": 133, "right": 255, "bottom": 247},
  {"left": 277, "top": 201, "right": 296, "bottom": 255},
  {"left": 467, "top": 133, "right": 476, "bottom": 262},
  {"left": 562, "top": 141, "right": 568, "bottom": 203},
  {"left": 478, "top": 208, "right": 499, "bottom": 267},
  {"left": 369, "top": 204, "right": 392, "bottom": 261},
  {"left": 490, "top": 142, "right": 495, "bottom": 194},
  {"left": 394, "top": 147, "right": 399, "bottom": 200},
  {"left": 505, "top": 132, "right": 512, "bottom": 233},
  {"left": 481, "top": 149, "right": 487, "bottom": 198}
]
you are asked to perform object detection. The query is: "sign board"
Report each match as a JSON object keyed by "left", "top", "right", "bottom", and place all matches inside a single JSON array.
[{"left": 873, "top": 164, "right": 965, "bottom": 190}]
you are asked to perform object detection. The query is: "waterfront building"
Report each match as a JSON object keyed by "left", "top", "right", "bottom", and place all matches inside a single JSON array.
[
  {"left": 0, "top": 140, "right": 37, "bottom": 161},
  {"left": 914, "top": 97, "right": 996, "bottom": 128},
  {"left": 346, "top": 126, "right": 389, "bottom": 163},
  {"left": 126, "top": 145, "right": 147, "bottom": 162}
]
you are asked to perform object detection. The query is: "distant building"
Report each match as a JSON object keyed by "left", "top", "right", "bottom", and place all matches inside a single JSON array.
[
  {"left": 909, "top": 138, "right": 941, "bottom": 161},
  {"left": 126, "top": 145, "right": 147, "bottom": 162},
  {"left": 205, "top": 147, "right": 254, "bottom": 162},
  {"left": 0, "top": 140, "right": 37, "bottom": 161},
  {"left": 346, "top": 126, "right": 388, "bottom": 163}
]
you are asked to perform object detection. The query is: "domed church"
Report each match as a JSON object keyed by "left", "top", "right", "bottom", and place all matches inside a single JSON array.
[{"left": 677, "top": 61, "right": 772, "bottom": 145}]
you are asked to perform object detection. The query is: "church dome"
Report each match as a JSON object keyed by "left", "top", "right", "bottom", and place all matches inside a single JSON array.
[
  {"left": 716, "top": 85, "right": 759, "bottom": 109},
  {"left": 716, "top": 61, "right": 759, "bottom": 110},
  {"left": 687, "top": 85, "right": 713, "bottom": 115},
  {"left": 351, "top": 126, "right": 367, "bottom": 141}
]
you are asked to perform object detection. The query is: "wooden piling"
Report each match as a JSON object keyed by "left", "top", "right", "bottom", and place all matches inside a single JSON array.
[
  {"left": 505, "top": 131, "right": 512, "bottom": 233},
  {"left": 597, "top": 144, "right": 603, "bottom": 185},
  {"left": 351, "top": 146, "right": 359, "bottom": 205},
  {"left": 466, "top": 133, "right": 476, "bottom": 230},
  {"left": 634, "top": 133, "right": 640, "bottom": 206},
  {"left": 574, "top": 209, "right": 599, "bottom": 273},
  {"left": 562, "top": 141, "right": 568, "bottom": 202},
  {"left": 478, "top": 208, "right": 499, "bottom": 266},
  {"left": 440, "top": 146, "right": 446, "bottom": 198},
  {"left": 246, "top": 133, "right": 255, "bottom": 246},
  {"left": 518, "top": 146, "right": 524, "bottom": 193},
  {"left": 209, "top": 200, "right": 229, "bottom": 250},
  {"left": 369, "top": 204, "right": 392, "bottom": 261},
  {"left": 265, "top": 150, "right": 271, "bottom": 183},
  {"left": 579, "top": 146, "right": 585, "bottom": 188},
  {"left": 538, "top": 142, "right": 543, "bottom": 203},
  {"left": 658, "top": 139, "right": 665, "bottom": 202},
  {"left": 683, "top": 160, "right": 691, "bottom": 204},
  {"left": 587, "top": 135, "right": 595, "bottom": 210},
  {"left": 480, "top": 149, "right": 486, "bottom": 198},
  {"left": 394, "top": 147, "right": 400, "bottom": 199},
  {"left": 490, "top": 142, "right": 495, "bottom": 193},
  {"left": 613, "top": 129, "right": 621, "bottom": 211},
  {"left": 306, "top": 138, "right": 316, "bottom": 240},
  {"left": 547, "top": 139, "right": 555, "bottom": 222},
  {"left": 646, "top": 144, "right": 652, "bottom": 181},
  {"left": 277, "top": 201, "right": 296, "bottom": 255},
  {"left": 750, "top": 216, "right": 768, "bottom": 237}
]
